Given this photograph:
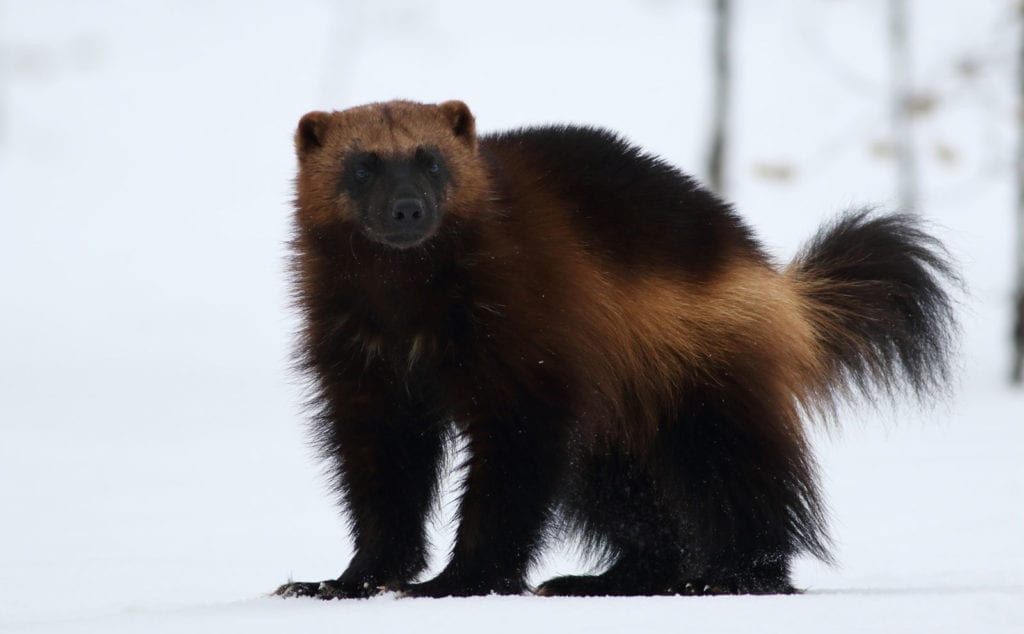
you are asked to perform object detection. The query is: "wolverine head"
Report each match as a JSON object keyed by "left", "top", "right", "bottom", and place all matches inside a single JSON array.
[{"left": 294, "top": 100, "right": 481, "bottom": 249}]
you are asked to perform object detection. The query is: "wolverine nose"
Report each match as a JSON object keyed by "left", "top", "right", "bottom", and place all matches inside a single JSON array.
[
  {"left": 376, "top": 197, "right": 438, "bottom": 248},
  {"left": 390, "top": 198, "right": 427, "bottom": 224}
]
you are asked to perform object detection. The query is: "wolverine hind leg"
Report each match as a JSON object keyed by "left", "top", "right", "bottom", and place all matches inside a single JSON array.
[
  {"left": 663, "top": 378, "right": 829, "bottom": 595},
  {"left": 538, "top": 374, "right": 827, "bottom": 597}
]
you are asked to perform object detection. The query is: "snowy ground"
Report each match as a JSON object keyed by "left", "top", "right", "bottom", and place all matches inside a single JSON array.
[{"left": 1, "top": 1, "right": 1021, "bottom": 632}]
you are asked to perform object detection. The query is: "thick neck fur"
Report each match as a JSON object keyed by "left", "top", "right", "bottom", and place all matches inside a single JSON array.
[{"left": 293, "top": 209, "right": 495, "bottom": 381}]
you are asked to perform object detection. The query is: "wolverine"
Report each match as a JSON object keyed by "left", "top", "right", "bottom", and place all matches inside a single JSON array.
[{"left": 275, "top": 100, "right": 957, "bottom": 599}]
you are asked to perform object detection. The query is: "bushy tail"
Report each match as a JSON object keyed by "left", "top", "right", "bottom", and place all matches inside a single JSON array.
[{"left": 788, "top": 209, "right": 959, "bottom": 406}]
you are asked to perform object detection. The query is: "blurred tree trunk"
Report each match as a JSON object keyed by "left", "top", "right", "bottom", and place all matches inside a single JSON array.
[
  {"left": 1013, "top": 4, "right": 1024, "bottom": 385},
  {"left": 707, "top": 0, "right": 732, "bottom": 194},
  {"left": 0, "top": 2, "right": 5, "bottom": 146},
  {"left": 1014, "top": 294, "right": 1023, "bottom": 384},
  {"left": 889, "top": 0, "right": 918, "bottom": 212}
]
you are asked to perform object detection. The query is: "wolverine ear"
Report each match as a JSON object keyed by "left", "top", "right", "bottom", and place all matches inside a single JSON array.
[
  {"left": 439, "top": 100, "right": 476, "bottom": 146},
  {"left": 296, "top": 111, "right": 330, "bottom": 157}
]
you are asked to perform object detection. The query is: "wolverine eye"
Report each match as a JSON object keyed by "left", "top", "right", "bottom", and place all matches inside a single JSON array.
[
  {"left": 346, "top": 153, "right": 380, "bottom": 187},
  {"left": 341, "top": 153, "right": 381, "bottom": 196},
  {"left": 416, "top": 147, "right": 442, "bottom": 175}
]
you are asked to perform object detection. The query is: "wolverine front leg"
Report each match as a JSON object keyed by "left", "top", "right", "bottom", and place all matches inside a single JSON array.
[
  {"left": 403, "top": 402, "right": 569, "bottom": 597},
  {"left": 277, "top": 383, "right": 447, "bottom": 599}
]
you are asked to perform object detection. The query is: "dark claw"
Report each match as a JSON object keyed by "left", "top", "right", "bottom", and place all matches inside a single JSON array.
[
  {"left": 274, "top": 578, "right": 390, "bottom": 600},
  {"left": 273, "top": 581, "right": 323, "bottom": 598},
  {"left": 679, "top": 576, "right": 796, "bottom": 596}
]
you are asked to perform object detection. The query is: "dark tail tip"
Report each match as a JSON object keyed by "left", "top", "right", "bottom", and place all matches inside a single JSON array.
[{"left": 791, "top": 209, "right": 961, "bottom": 404}]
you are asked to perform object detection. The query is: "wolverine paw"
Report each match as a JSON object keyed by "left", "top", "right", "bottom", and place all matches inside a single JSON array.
[
  {"left": 680, "top": 580, "right": 734, "bottom": 596},
  {"left": 274, "top": 581, "right": 323, "bottom": 598},
  {"left": 678, "top": 577, "right": 798, "bottom": 596},
  {"left": 535, "top": 574, "right": 677, "bottom": 597},
  {"left": 273, "top": 578, "right": 388, "bottom": 600},
  {"left": 535, "top": 575, "right": 600, "bottom": 597}
]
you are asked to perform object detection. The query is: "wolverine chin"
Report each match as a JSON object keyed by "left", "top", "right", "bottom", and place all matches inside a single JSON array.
[
  {"left": 367, "top": 230, "right": 437, "bottom": 250},
  {"left": 361, "top": 218, "right": 441, "bottom": 250}
]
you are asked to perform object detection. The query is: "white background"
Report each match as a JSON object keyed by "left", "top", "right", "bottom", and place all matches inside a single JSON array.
[{"left": 1, "top": 1, "right": 1021, "bottom": 631}]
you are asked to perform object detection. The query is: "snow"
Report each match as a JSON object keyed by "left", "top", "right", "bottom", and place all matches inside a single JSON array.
[{"left": 0, "top": 0, "right": 1021, "bottom": 632}]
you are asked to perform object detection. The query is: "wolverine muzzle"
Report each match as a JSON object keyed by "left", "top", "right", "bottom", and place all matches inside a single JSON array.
[{"left": 373, "top": 196, "right": 437, "bottom": 248}]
